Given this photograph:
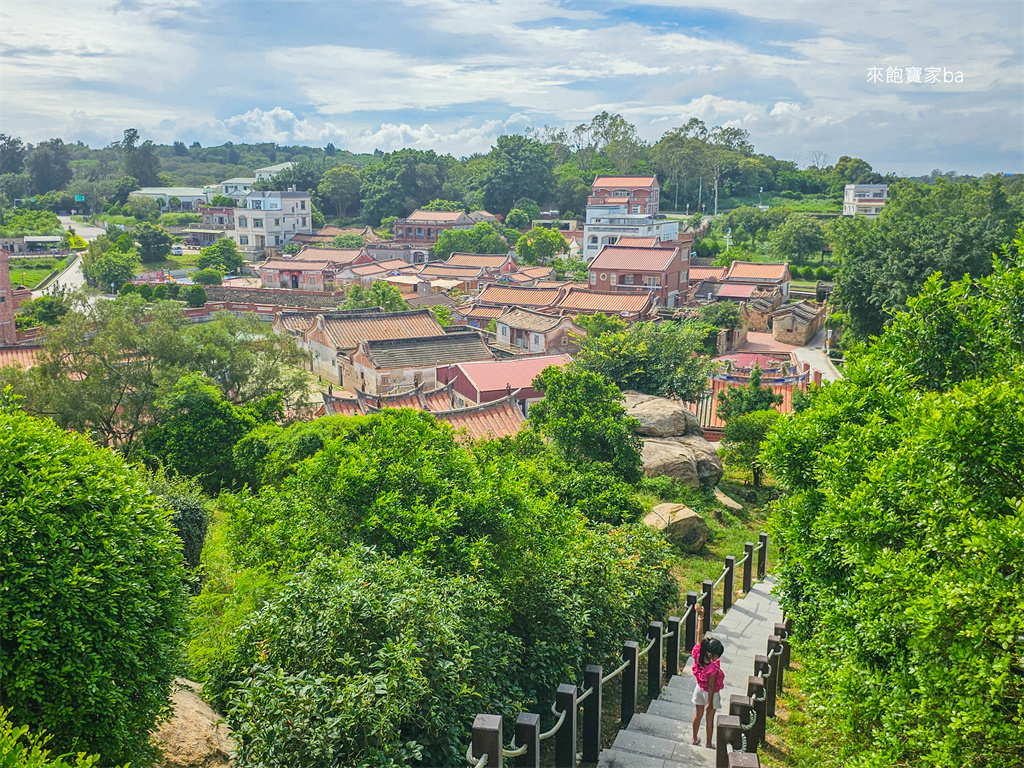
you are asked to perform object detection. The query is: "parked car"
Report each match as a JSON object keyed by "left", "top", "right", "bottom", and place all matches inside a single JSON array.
[
  {"left": 171, "top": 245, "right": 184, "bottom": 255},
  {"left": 183, "top": 237, "right": 200, "bottom": 247}
]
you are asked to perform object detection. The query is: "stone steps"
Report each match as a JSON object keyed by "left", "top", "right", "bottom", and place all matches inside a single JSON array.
[{"left": 597, "top": 577, "right": 783, "bottom": 768}]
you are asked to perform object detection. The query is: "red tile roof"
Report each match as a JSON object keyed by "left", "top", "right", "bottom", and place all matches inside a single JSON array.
[
  {"left": 454, "top": 354, "right": 572, "bottom": 395},
  {"left": 689, "top": 266, "right": 728, "bottom": 283},
  {"left": 417, "top": 263, "right": 485, "bottom": 279},
  {"left": 433, "top": 393, "right": 526, "bottom": 440},
  {"left": 716, "top": 283, "right": 758, "bottom": 299},
  {"left": 518, "top": 266, "right": 555, "bottom": 279},
  {"left": 590, "top": 245, "right": 680, "bottom": 272},
  {"left": 553, "top": 287, "right": 654, "bottom": 316},
  {"left": 405, "top": 210, "right": 472, "bottom": 223},
  {"left": 453, "top": 305, "right": 506, "bottom": 320},
  {"left": 295, "top": 246, "right": 366, "bottom": 265},
  {"left": 475, "top": 284, "right": 562, "bottom": 308},
  {"left": 275, "top": 311, "right": 320, "bottom": 335},
  {"left": 726, "top": 261, "right": 790, "bottom": 282},
  {"left": 614, "top": 236, "right": 659, "bottom": 247},
  {"left": 321, "top": 392, "right": 363, "bottom": 417},
  {"left": 261, "top": 258, "right": 338, "bottom": 272},
  {"left": 445, "top": 252, "right": 513, "bottom": 269},
  {"left": 0, "top": 347, "right": 41, "bottom": 370},
  {"left": 592, "top": 175, "right": 658, "bottom": 188},
  {"left": 315, "top": 309, "right": 444, "bottom": 351}
]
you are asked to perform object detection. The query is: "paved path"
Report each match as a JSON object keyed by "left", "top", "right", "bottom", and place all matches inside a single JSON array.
[
  {"left": 599, "top": 577, "right": 784, "bottom": 768},
  {"left": 792, "top": 328, "right": 843, "bottom": 381},
  {"left": 58, "top": 215, "right": 106, "bottom": 242}
]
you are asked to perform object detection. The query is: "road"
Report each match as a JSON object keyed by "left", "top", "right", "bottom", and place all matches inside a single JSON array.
[
  {"left": 792, "top": 328, "right": 843, "bottom": 381},
  {"left": 30, "top": 216, "right": 106, "bottom": 298},
  {"left": 59, "top": 215, "right": 106, "bottom": 242}
]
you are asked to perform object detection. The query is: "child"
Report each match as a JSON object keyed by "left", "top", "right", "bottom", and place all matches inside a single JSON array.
[{"left": 690, "top": 604, "right": 725, "bottom": 748}]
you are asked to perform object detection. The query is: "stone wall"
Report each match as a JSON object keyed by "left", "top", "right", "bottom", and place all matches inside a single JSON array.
[{"left": 203, "top": 285, "right": 345, "bottom": 309}]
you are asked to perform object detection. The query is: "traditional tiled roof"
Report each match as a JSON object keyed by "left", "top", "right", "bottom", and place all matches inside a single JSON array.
[
  {"left": 475, "top": 284, "right": 563, "bottom": 308},
  {"left": 321, "top": 392, "right": 363, "bottom": 417},
  {"left": 316, "top": 309, "right": 444, "bottom": 351},
  {"left": 553, "top": 287, "right": 654, "bottom": 316},
  {"left": 294, "top": 246, "right": 366, "bottom": 265},
  {"left": 275, "top": 311, "right": 320, "bottom": 335},
  {"left": 445, "top": 252, "right": 513, "bottom": 269},
  {"left": 726, "top": 261, "right": 790, "bottom": 282},
  {"left": 455, "top": 354, "right": 572, "bottom": 394},
  {"left": 423, "top": 380, "right": 459, "bottom": 412},
  {"left": 503, "top": 272, "right": 535, "bottom": 283},
  {"left": 496, "top": 307, "right": 565, "bottom": 333},
  {"left": 592, "top": 175, "right": 658, "bottom": 188},
  {"left": 590, "top": 245, "right": 679, "bottom": 272},
  {"left": 359, "top": 388, "right": 423, "bottom": 411},
  {"left": 689, "top": 266, "right": 728, "bottom": 283},
  {"left": 362, "top": 332, "right": 493, "bottom": 369},
  {"left": 404, "top": 210, "right": 472, "bottom": 223},
  {"left": 453, "top": 305, "right": 506, "bottom": 321},
  {"left": 517, "top": 266, "right": 555, "bottom": 279},
  {"left": 316, "top": 225, "right": 381, "bottom": 241},
  {"left": 614, "top": 236, "right": 659, "bottom": 247},
  {"left": 432, "top": 393, "right": 526, "bottom": 440},
  {"left": 0, "top": 346, "right": 41, "bottom": 370},
  {"left": 261, "top": 258, "right": 338, "bottom": 272},
  {"left": 716, "top": 283, "right": 758, "bottom": 299},
  {"left": 417, "top": 263, "right": 486, "bottom": 279},
  {"left": 534, "top": 280, "right": 578, "bottom": 289},
  {"left": 407, "top": 292, "right": 456, "bottom": 309},
  {"left": 350, "top": 263, "right": 388, "bottom": 276},
  {"left": 774, "top": 300, "right": 823, "bottom": 325},
  {"left": 469, "top": 210, "right": 498, "bottom": 221},
  {"left": 748, "top": 296, "right": 775, "bottom": 314},
  {"left": 371, "top": 259, "right": 409, "bottom": 271}
]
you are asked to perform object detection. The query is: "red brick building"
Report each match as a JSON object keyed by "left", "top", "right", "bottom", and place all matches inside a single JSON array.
[
  {"left": 588, "top": 244, "right": 688, "bottom": 307},
  {"left": 393, "top": 210, "right": 475, "bottom": 244},
  {"left": 588, "top": 175, "right": 660, "bottom": 214}
]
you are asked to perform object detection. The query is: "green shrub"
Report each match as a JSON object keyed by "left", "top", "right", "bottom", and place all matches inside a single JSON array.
[
  {"left": 118, "top": 281, "right": 135, "bottom": 295},
  {"left": 191, "top": 268, "right": 223, "bottom": 285},
  {"left": 0, "top": 710, "right": 111, "bottom": 768},
  {"left": 146, "top": 469, "right": 210, "bottom": 572},
  {"left": 0, "top": 398, "right": 186, "bottom": 765},
  {"left": 166, "top": 282, "right": 181, "bottom": 299},
  {"left": 152, "top": 284, "right": 169, "bottom": 300},
  {"left": 186, "top": 284, "right": 207, "bottom": 307},
  {"left": 136, "top": 283, "right": 153, "bottom": 300}
]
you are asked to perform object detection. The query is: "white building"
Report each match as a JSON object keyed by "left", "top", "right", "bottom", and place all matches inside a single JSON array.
[
  {"left": 843, "top": 184, "right": 889, "bottom": 218},
  {"left": 218, "top": 177, "right": 256, "bottom": 204},
  {"left": 231, "top": 190, "right": 314, "bottom": 259},
  {"left": 129, "top": 187, "right": 209, "bottom": 211},
  {"left": 254, "top": 162, "right": 294, "bottom": 182},
  {"left": 582, "top": 204, "right": 679, "bottom": 260}
]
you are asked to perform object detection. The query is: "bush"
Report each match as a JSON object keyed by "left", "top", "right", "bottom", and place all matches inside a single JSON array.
[
  {"left": 0, "top": 398, "right": 186, "bottom": 765},
  {"left": 186, "top": 284, "right": 207, "bottom": 307},
  {"left": 118, "top": 281, "right": 135, "bottom": 295},
  {"left": 152, "top": 284, "right": 169, "bottom": 300},
  {"left": 191, "top": 268, "right": 223, "bottom": 285},
  {"left": 146, "top": 469, "right": 210, "bottom": 572},
  {"left": 0, "top": 710, "right": 108, "bottom": 768},
  {"left": 813, "top": 266, "right": 832, "bottom": 280},
  {"left": 166, "top": 282, "right": 181, "bottom": 299},
  {"left": 136, "top": 283, "right": 153, "bottom": 300}
]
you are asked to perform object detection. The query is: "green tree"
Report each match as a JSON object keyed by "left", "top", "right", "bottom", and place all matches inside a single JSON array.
[
  {"left": 146, "top": 469, "right": 210, "bottom": 573},
  {"left": 0, "top": 133, "right": 28, "bottom": 175},
  {"left": 144, "top": 374, "right": 259, "bottom": 493},
  {"left": 317, "top": 164, "right": 361, "bottom": 217},
  {"left": 186, "top": 284, "right": 207, "bottom": 307},
  {"left": 432, "top": 221, "right": 507, "bottom": 260},
  {"left": 124, "top": 195, "right": 159, "bottom": 220},
  {"left": 197, "top": 238, "right": 244, "bottom": 273},
  {"left": 120, "top": 128, "right": 161, "bottom": 187},
  {"left": 572, "top": 312, "right": 627, "bottom": 338},
  {"left": 504, "top": 208, "right": 530, "bottom": 229},
  {"left": 421, "top": 198, "right": 464, "bottom": 212},
  {"left": 715, "top": 364, "right": 783, "bottom": 422},
  {"left": 359, "top": 149, "right": 457, "bottom": 224},
  {"left": 136, "top": 283, "right": 153, "bottom": 301},
  {"left": 482, "top": 135, "right": 555, "bottom": 214},
  {"left": 342, "top": 281, "right": 409, "bottom": 312},
  {"left": 432, "top": 305, "right": 453, "bottom": 327},
  {"left": 529, "top": 365, "right": 643, "bottom": 482},
  {"left": 191, "top": 268, "right": 223, "bottom": 285},
  {"left": 133, "top": 221, "right": 173, "bottom": 263},
  {"left": 0, "top": 398, "right": 185, "bottom": 765},
  {"left": 331, "top": 233, "right": 364, "bottom": 248},
  {"left": 82, "top": 246, "right": 140, "bottom": 291},
  {"left": 209, "top": 193, "right": 235, "bottom": 207},
  {"left": 698, "top": 301, "right": 743, "bottom": 329},
  {"left": 720, "top": 409, "right": 779, "bottom": 486},
  {"left": 27, "top": 139, "right": 72, "bottom": 194},
  {"left": 574, "top": 320, "right": 717, "bottom": 402},
  {"left": 768, "top": 213, "right": 827, "bottom": 264},
  {"left": 0, "top": 709, "right": 108, "bottom": 768},
  {"left": 515, "top": 226, "right": 567, "bottom": 264},
  {"left": 110, "top": 176, "right": 137, "bottom": 205}
]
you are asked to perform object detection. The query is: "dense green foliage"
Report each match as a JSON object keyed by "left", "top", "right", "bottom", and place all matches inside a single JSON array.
[
  {"left": 0, "top": 710, "right": 111, "bottom": 768},
  {"left": 432, "top": 221, "right": 508, "bottom": 260},
  {"left": 191, "top": 268, "right": 223, "bottom": 285},
  {"left": 715, "top": 364, "right": 783, "bottom": 422},
  {"left": 720, "top": 409, "right": 780, "bottom": 486},
  {"left": 698, "top": 301, "right": 743, "bottom": 329},
  {"left": 0, "top": 400, "right": 186, "bottom": 766},
  {"left": 515, "top": 226, "right": 568, "bottom": 264},
  {"left": 146, "top": 469, "right": 211, "bottom": 573},
  {"left": 761, "top": 234, "right": 1024, "bottom": 768},
  {"left": 342, "top": 282, "right": 410, "bottom": 311},
  {"left": 196, "top": 238, "right": 244, "bottom": 273},
  {"left": 574, "top": 320, "right": 717, "bottom": 402},
  {"left": 191, "top": 410, "right": 676, "bottom": 767},
  {"left": 133, "top": 221, "right": 173, "bottom": 263},
  {"left": 0, "top": 209, "right": 62, "bottom": 237}
]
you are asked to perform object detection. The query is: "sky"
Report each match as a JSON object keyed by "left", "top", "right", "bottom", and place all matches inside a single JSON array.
[{"left": 1, "top": 0, "right": 1022, "bottom": 176}]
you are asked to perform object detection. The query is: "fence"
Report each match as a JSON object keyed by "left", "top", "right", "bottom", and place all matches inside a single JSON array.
[{"left": 465, "top": 533, "right": 792, "bottom": 768}]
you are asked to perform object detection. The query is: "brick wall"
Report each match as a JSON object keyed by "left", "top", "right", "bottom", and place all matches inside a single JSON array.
[{"left": 203, "top": 285, "right": 345, "bottom": 309}]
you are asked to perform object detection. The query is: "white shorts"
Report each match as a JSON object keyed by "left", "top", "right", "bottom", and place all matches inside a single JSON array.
[{"left": 691, "top": 684, "right": 721, "bottom": 710}]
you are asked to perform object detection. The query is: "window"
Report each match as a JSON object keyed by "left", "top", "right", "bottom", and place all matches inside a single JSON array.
[
  {"left": 624, "top": 274, "right": 634, "bottom": 285},
  {"left": 380, "top": 375, "right": 391, "bottom": 386},
  {"left": 395, "top": 227, "right": 403, "bottom": 237},
  {"left": 413, "top": 372, "right": 423, "bottom": 386},
  {"left": 416, "top": 228, "right": 424, "bottom": 237},
  {"left": 253, "top": 219, "right": 263, "bottom": 228},
  {"left": 633, "top": 205, "right": 641, "bottom": 214},
  {"left": 590, "top": 272, "right": 596, "bottom": 285},
  {"left": 238, "top": 216, "right": 247, "bottom": 227},
  {"left": 561, "top": 335, "right": 568, "bottom": 345},
  {"left": 589, "top": 236, "right": 598, "bottom": 245},
  {"left": 301, "top": 217, "right": 307, "bottom": 227},
  {"left": 599, "top": 273, "right": 607, "bottom": 281},
  {"left": 610, "top": 273, "right": 617, "bottom": 285},
  {"left": 239, "top": 235, "right": 249, "bottom": 245},
  {"left": 644, "top": 276, "right": 659, "bottom": 287},
  {"left": 252, "top": 200, "right": 263, "bottom": 210},
  {"left": 301, "top": 200, "right": 307, "bottom": 210},
  {"left": 275, "top": 218, "right": 281, "bottom": 226}
]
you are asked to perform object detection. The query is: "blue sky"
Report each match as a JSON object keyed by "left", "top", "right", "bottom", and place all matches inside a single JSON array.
[{"left": 1, "top": 0, "right": 1021, "bottom": 176}]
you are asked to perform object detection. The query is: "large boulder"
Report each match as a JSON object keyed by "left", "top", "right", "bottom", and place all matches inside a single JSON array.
[
  {"left": 623, "top": 391, "right": 703, "bottom": 437},
  {"left": 644, "top": 503, "right": 710, "bottom": 552},
  {"left": 641, "top": 436, "right": 724, "bottom": 488},
  {"left": 152, "top": 679, "right": 233, "bottom": 768}
]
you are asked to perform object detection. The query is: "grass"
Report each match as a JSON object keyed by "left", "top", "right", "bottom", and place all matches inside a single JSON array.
[
  {"left": 136, "top": 252, "right": 201, "bottom": 273},
  {"left": 8, "top": 259, "right": 66, "bottom": 289}
]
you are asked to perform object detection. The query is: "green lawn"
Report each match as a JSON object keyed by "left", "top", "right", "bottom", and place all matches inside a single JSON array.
[
  {"left": 8, "top": 259, "right": 65, "bottom": 289},
  {"left": 136, "top": 252, "right": 201, "bottom": 274}
]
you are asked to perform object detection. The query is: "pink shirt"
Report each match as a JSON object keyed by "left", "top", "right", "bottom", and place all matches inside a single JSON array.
[{"left": 692, "top": 643, "right": 724, "bottom": 692}]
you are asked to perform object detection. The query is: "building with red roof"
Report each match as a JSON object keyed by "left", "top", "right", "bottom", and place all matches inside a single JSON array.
[
  {"left": 588, "top": 243, "right": 688, "bottom": 307},
  {"left": 588, "top": 175, "right": 660, "bottom": 214},
  {"left": 494, "top": 307, "right": 584, "bottom": 355},
  {"left": 725, "top": 261, "right": 792, "bottom": 299},
  {"left": 350, "top": 331, "right": 494, "bottom": 395},
  {"left": 551, "top": 286, "right": 655, "bottom": 320},
  {"left": 393, "top": 209, "right": 475, "bottom": 245},
  {"left": 440, "top": 353, "right": 572, "bottom": 411},
  {"left": 475, "top": 284, "right": 564, "bottom": 309}
]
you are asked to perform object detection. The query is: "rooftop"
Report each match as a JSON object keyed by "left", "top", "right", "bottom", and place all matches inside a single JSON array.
[
  {"left": 716, "top": 283, "right": 758, "bottom": 299},
  {"left": 316, "top": 309, "right": 444, "bottom": 351},
  {"left": 589, "top": 245, "right": 679, "bottom": 272},
  {"left": 404, "top": 209, "right": 472, "bottom": 223},
  {"left": 432, "top": 393, "right": 526, "bottom": 440},
  {"left": 293, "top": 246, "right": 365, "bottom": 264},
  {"left": 592, "top": 175, "right": 658, "bottom": 188},
  {"left": 445, "top": 252, "right": 513, "bottom": 268},
  {"left": 362, "top": 332, "right": 493, "bottom": 369},
  {"left": 0, "top": 347, "right": 41, "bottom": 370},
  {"left": 554, "top": 286, "right": 654, "bottom": 316},
  {"left": 475, "top": 284, "right": 563, "bottom": 308},
  {"left": 726, "top": 261, "right": 790, "bottom": 282},
  {"left": 255, "top": 161, "right": 294, "bottom": 174},
  {"left": 496, "top": 306, "right": 569, "bottom": 333},
  {"left": 688, "top": 266, "right": 728, "bottom": 283},
  {"left": 418, "top": 263, "right": 485, "bottom": 279},
  {"left": 614, "top": 236, "right": 659, "bottom": 247},
  {"left": 455, "top": 354, "right": 572, "bottom": 394},
  {"left": 454, "top": 305, "right": 506, "bottom": 320}
]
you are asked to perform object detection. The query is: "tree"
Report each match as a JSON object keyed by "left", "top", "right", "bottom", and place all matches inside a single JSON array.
[
  {"left": 144, "top": 374, "right": 259, "bottom": 492},
  {"left": 0, "top": 711, "right": 107, "bottom": 768},
  {"left": 0, "top": 397, "right": 185, "bottom": 765},
  {"left": 504, "top": 208, "right": 530, "bottom": 229},
  {"left": 317, "top": 164, "right": 360, "bottom": 217},
  {"left": 768, "top": 214, "right": 827, "bottom": 264},
  {"left": 359, "top": 149, "right": 456, "bottom": 224},
  {"left": 432, "top": 221, "right": 508, "bottom": 260},
  {"left": 209, "top": 193, "right": 235, "bottom": 207},
  {"left": 27, "top": 139, "right": 72, "bottom": 195},
  {"left": 574, "top": 320, "right": 717, "bottom": 403},
  {"left": 529, "top": 365, "right": 643, "bottom": 482},
  {"left": 720, "top": 409, "right": 780, "bottom": 486},
  {"left": 515, "top": 226, "right": 567, "bottom": 264},
  {"left": 186, "top": 284, "right": 207, "bottom": 307},
  {"left": 421, "top": 198, "right": 464, "bottom": 212},
  {"left": 432, "top": 305, "right": 453, "bottom": 327},
  {"left": 572, "top": 312, "right": 626, "bottom": 339},
  {"left": 82, "top": 245, "right": 140, "bottom": 291},
  {"left": 133, "top": 222, "right": 173, "bottom": 263},
  {"left": 342, "top": 281, "right": 409, "bottom": 312},
  {"left": 331, "top": 233, "right": 364, "bottom": 248},
  {"left": 197, "top": 238, "right": 244, "bottom": 273},
  {"left": 482, "top": 135, "right": 555, "bottom": 214},
  {"left": 110, "top": 175, "right": 137, "bottom": 205},
  {"left": 191, "top": 268, "right": 223, "bottom": 285},
  {"left": 715, "top": 364, "right": 783, "bottom": 422},
  {"left": 0, "top": 133, "right": 28, "bottom": 175},
  {"left": 123, "top": 195, "right": 159, "bottom": 220},
  {"left": 121, "top": 128, "right": 161, "bottom": 186},
  {"left": 172, "top": 140, "right": 188, "bottom": 157},
  {"left": 698, "top": 301, "right": 743, "bottom": 329}
]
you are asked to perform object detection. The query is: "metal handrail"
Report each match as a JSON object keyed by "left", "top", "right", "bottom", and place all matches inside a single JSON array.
[
  {"left": 734, "top": 552, "right": 750, "bottom": 567},
  {"left": 577, "top": 686, "right": 594, "bottom": 705},
  {"left": 712, "top": 564, "right": 729, "bottom": 588},
  {"left": 503, "top": 741, "right": 528, "bottom": 758}
]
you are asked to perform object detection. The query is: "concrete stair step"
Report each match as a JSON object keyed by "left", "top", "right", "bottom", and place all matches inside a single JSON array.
[
  {"left": 647, "top": 697, "right": 700, "bottom": 723},
  {"left": 606, "top": 731, "right": 717, "bottom": 768},
  {"left": 597, "top": 746, "right": 693, "bottom": 768},
  {"left": 628, "top": 712, "right": 701, "bottom": 744}
]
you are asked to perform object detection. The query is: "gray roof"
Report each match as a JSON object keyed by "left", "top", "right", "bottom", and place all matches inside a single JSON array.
[
  {"left": 497, "top": 306, "right": 565, "bottom": 333},
  {"left": 364, "top": 332, "right": 492, "bottom": 369}
]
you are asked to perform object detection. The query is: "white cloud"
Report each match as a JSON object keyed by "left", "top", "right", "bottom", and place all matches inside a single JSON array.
[{"left": 218, "top": 107, "right": 348, "bottom": 144}]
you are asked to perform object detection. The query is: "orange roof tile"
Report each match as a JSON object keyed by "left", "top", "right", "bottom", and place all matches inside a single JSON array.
[
  {"left": 261, "top": 258, "right": 339, "bottom": 272},
  {"left": 0, "top": 347, "right": 41, "bottom": 370},
  {"left": 590, "top": 245, "right": 680, "bottom": 272},
  {"left": 455, "top": 354, "right": 572, "bottom": 394},
  {"left": 321, "top": 392, "right": 364, "bottom": 416},
  {"left": 404, "top": 210, "right": 472, "bottom": 223},
  {"left": 592, "top": 175, "right": 658, "bottom": 188},
  {"left": 418, "top": 263, "right": 485, "bottom": 279},
  {"left": 423, "top": 380, "right": 459, "bottom": 412},
  {"left": 434, "top": 393, "right": 526, "bottom": 440},
  {"left": 275, "top": 311, "right": 319, "bottom": 335},
  {"left": 716, "top": 283, "right": 758, "bottom": 299},
  {"left": 689, "top": 267, "right": 728, "bottom": 282},
  {"left": 475, "top": 284, "right": 562, "bottom": 308},
  {"left": 445, "top": 252, "right": 513, "bottom": 269},
  {"left": 553, "top": 287, "right": 654, "bottom": 316},
  {"left": 726, "top": 261, "right": 790, "bottom": 282},
  {"left": 294, "top": 246, "right": 366, "bottom": 265},
  {"left": 454, "top": 305, "right": 506, "bottom": 320},
  {"left": 314, "top": 309, "right": 444, "bottom": 351},
  {"left": 614, "top": 236, "right": 659, "bottom": 247}
]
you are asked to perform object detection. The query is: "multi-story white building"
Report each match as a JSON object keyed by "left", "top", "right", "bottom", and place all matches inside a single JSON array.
[
  {"left": 231, "top": 190, "right": 313, "bottom": 259},
  {"left": 254, "top": 162, "right": 294, "bottom": 182},
  {"left": 582, "top": 204, "right": 679, "bottom": 260},
  {"left": 218, "top": 177, "right": 256, "bottom": 204},
  {"left": 842, "top": 184, "right": 889, "bottom": 218}
]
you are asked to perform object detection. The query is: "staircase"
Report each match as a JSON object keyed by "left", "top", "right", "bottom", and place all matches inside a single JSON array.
[{"left": 598, "top": 577, "right": 784, "bottom": 768}]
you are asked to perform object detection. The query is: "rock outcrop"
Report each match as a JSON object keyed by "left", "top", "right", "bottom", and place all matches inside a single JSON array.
[
  {"left": 153, "top": 679, "right": 233, "bottom": 768},
  {"left": 643, "top": 503, "right": 710, "bottom": 552},
  {"left": 624, "top": 391, "right": 723, "bottom": 487}
]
